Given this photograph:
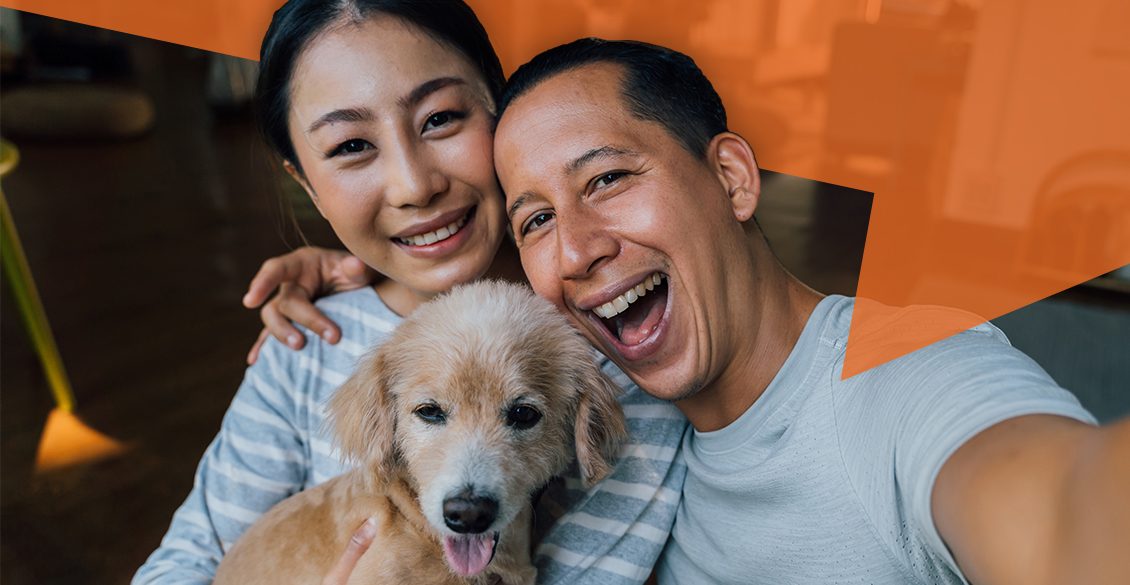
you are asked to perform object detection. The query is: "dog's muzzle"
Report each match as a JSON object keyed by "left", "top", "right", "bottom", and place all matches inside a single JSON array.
[{"left": 442, "top": 490, "right": 499, "bottom": 534}]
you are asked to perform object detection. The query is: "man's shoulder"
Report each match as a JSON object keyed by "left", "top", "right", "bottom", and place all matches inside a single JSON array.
[
  {"left": 827, "top": 298, "right": 1088, "bottom": 426},
  {"left": 827, "top": 297, "right": 1020, "bottom": 377}
]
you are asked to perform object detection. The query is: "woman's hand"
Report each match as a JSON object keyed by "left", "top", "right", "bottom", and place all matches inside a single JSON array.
[
  {"left": 322, "top": 517, "right": 378, "bottom": 585},
  {"left": 243, "top": 246, "right": 376, "bottom": 364}
]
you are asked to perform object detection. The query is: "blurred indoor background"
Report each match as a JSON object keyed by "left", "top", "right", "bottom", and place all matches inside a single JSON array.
[{"left": 1, "top": 2, "right": 1127, "bottom": 583}]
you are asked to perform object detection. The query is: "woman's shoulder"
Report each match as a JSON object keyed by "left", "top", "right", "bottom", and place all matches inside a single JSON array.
[
  {"left": 253, "top": 288, "right": 400, "bottom": 376},
  {"left": 312, "top": 287, "right": 403, "bottom": 342}
]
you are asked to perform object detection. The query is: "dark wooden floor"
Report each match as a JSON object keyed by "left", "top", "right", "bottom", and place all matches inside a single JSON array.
[{"left": 1, "top": 25, "right": 1124, "bottom": 585}]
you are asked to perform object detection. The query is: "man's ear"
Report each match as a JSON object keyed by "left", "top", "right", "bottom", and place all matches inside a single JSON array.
[
  {"left": 283, "top": 159, "right": 325, "bottom": 218},
  {"left": 708, "top": 132, "right": 761, "bottom": 223}
]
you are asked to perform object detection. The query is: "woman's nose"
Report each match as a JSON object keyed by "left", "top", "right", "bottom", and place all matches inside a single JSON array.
[{"left": 384, "top": 141, "right": 446, "bottom": 208}]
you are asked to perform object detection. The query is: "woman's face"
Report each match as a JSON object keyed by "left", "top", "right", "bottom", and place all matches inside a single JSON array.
[{"left": 286, "top": 16, "right": 505, "bottom": 307}]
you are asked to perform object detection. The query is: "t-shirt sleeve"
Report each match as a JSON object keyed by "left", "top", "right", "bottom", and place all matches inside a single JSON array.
[
  {"left": 835, "top": 323, "right": 1096, "bottom": 583},
  {"left": 132, "top": 337, "right": 311, "bottom": 584}
]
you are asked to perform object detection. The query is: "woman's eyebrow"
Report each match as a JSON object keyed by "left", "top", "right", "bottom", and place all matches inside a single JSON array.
[
  {"left": 398, "top": 76, "right": 467, "bottom": 109},
  {"left": 307, "top": 107, "right": 373, "bottom": 134},
  {"left": 305, "top": 77, "right": 468, "bottom": 135}
]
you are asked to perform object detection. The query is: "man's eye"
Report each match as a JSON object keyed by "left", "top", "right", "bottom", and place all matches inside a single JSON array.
[
  {"left": 423, "top": 110, "right": 465, "bottom": 132},
  {"left": 329, "top": 139, "right": 373, "bottom": 157},
  {"left": 594, "top": 171, "right": 626, "bottom": 189},
  {"left": 521, "top": 211, "right": 555, "bottom": 235}
]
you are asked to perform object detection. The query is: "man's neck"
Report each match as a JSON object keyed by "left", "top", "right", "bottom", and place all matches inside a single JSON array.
[{"left": 676, "top": 249, "right": 823, "bottom": 433}]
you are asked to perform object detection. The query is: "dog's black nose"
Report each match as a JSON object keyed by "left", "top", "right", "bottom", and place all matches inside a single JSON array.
[{"left": 442, "top": 492, "right": 499, "bottom": 534}]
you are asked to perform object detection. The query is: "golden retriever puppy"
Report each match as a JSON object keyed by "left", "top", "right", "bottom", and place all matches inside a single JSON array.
[{"left": 215, "top": 280, "right": 627, "bottom": 585}]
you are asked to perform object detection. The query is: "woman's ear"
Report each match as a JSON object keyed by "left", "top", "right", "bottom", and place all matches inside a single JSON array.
[
  {"left": 283, "top": 159, "right": 325, "bottom": 218},
  {"left": 708, "top": 132, "right": 761, "bottom": 223}
]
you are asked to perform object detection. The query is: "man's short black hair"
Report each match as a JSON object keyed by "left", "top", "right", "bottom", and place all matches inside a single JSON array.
[{"left": 499, "top": 38, "right": 728, "bottom": 159}]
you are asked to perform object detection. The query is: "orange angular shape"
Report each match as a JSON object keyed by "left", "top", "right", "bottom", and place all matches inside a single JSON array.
[
  {"left": 34, "top": 408, "right": 129, "bottom": 474},
  {"left": 3, "top": 0, "right": 1126, "bottom": 376}
]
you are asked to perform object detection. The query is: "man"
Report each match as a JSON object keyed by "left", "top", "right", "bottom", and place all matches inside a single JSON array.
[
  {"left": 492, "top": 39, "right": 1127, "bottom": 584},
  {"left": 248, "top": 39, "right": 1129, "bottom": 584}
]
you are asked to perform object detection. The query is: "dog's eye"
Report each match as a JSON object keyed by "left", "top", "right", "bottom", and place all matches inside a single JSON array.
[
  {"left": 414, "top": 404, "right": 446, "bottom": 424},
  {"left": 506, "top": 405, "right": 542, "bottom": 430}
]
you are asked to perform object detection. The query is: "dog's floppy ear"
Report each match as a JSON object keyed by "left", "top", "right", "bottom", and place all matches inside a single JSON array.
[
  {"left": 328, "top": 350, "right": 400, "bottom": 481},
  {"left": 573, "top": 362, "right": 628, "bottom": 487}
]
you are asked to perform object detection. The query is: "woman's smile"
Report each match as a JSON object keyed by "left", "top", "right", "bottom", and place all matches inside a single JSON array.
[{"left": 391, "top": 205, "right": 478, "bottom": 258}]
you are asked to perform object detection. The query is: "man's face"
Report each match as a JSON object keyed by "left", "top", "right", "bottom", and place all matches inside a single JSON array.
[{"left": 495, "top": 63, "right": 757, "bottom": 402}]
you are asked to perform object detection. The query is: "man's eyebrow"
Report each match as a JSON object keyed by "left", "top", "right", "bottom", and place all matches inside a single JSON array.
[
  {"left": 398, "top": 76, "right": 467, "bottom": 109},
  {"left": 307, "top": 108, "right": 374, "bottom": 134},
  {"left": 566, "top": 146, "right": 639, "bottom": 174},
  {"left": 507, "top": 193, "right": 534, "bottom": 222}
]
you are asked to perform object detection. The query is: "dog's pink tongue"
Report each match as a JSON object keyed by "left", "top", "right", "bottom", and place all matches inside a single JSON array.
[{"left": 443, "top": 534, "right": 495, "bottom": 577}]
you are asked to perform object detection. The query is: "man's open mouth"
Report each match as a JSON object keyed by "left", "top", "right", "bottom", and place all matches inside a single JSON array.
[
  {"left": 442, "top": 531, "right": 499, "bottom": 577},
  {"left": 590, "top": 272, "right": 669, "bottom": 346}
]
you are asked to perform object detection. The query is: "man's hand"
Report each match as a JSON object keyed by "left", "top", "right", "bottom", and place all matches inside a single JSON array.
[
  {"left": 322, "top": 517, "right": 378, "bottom": 585},
  {"left": 243, "top": 247, "right": 376, "bottom": 364}
]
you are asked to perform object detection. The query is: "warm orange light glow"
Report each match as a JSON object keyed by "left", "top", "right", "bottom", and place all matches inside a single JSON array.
[{"left": 34, "top": 409, "right": 129, "bottom": 474}]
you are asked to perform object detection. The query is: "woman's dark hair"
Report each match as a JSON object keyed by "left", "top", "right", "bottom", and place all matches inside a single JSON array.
[{"left": 255, "top": 0, "right": 505, "bottom": 173}]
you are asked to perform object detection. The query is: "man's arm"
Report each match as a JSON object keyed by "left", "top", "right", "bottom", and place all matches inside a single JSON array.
[
  {"left": 243, "top": 246, "right": 376, "bottom": 364},
  {"left": 934, "top": 414, "right": 1130, "bottom": 585}
]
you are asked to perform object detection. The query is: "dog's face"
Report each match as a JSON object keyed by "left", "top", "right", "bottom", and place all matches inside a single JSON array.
[{"left": 330, "top": 281, "right": 626, "bottom": 577}]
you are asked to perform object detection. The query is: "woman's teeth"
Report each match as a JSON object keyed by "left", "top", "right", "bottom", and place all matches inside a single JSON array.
[
  {"left": 592, "top": 273, "right": 665, "bottom": 319},
  {"left": 397, "top": 214, "right": 468, "bottom": 246}
]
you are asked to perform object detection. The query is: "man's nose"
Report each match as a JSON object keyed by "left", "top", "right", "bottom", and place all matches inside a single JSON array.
[
  {"left": 384, "top": 139, "right": 446, "bottom": 208},
  {"left": 556, "top": 206, "right": 618, "bottom": 280}
]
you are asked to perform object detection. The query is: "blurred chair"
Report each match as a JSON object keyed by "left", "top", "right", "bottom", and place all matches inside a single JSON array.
[
  {"left": 0, "top": 85, "right": 154, "bottom": 140},
  {"left": 1020, "top": 150, "right": 1130, "bottom": 283}
]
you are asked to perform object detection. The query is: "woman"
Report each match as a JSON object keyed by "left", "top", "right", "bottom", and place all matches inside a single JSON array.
[{"left": 133, "top": 2, "right": 686, "bottom": 584}]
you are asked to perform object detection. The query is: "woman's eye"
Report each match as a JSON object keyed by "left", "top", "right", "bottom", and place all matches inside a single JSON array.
[
  {"left": 329, "top": 139, "right": 373, "bottom": 158},
  {"left": 423, "top": 110, "right": 465, "bottom": 132},
  {"left": 414, "top": 404, "right": 446, "bottom": 425},
  {"left": 506, "top": 405, "right": 542, "bottom": 430},
  {"left": 521, "top": 211, "right": 555, "bottom": 235},
  {"left": 594, "top": 171, "right": 627, "bottom": 189}
]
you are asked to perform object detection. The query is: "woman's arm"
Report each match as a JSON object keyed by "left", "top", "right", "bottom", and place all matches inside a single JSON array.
[{"left": 132, "top": 338, "right": 314, "bottom": 584}]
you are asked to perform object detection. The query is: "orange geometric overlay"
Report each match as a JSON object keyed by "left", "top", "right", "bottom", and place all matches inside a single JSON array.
[{"left": 4, "top": 0, "right": 1127, "bottom": 377}]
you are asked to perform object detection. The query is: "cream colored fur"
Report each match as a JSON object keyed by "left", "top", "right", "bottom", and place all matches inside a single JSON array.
[{"left": 214, "top": 280, "right": 627, "bottom": 585}]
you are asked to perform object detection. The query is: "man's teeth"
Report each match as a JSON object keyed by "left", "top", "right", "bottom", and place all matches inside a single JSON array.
[
  {"left": 397, "top": 214, "right": 468, "bottom": 246},
  {"left": 593, "top": 273, "right": 664, "bottom": 319}
]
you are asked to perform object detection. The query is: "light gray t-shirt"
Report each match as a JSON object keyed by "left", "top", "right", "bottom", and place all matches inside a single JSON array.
[{"left": 657, "top": 295, "right": 1095, "bottom": 584}]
